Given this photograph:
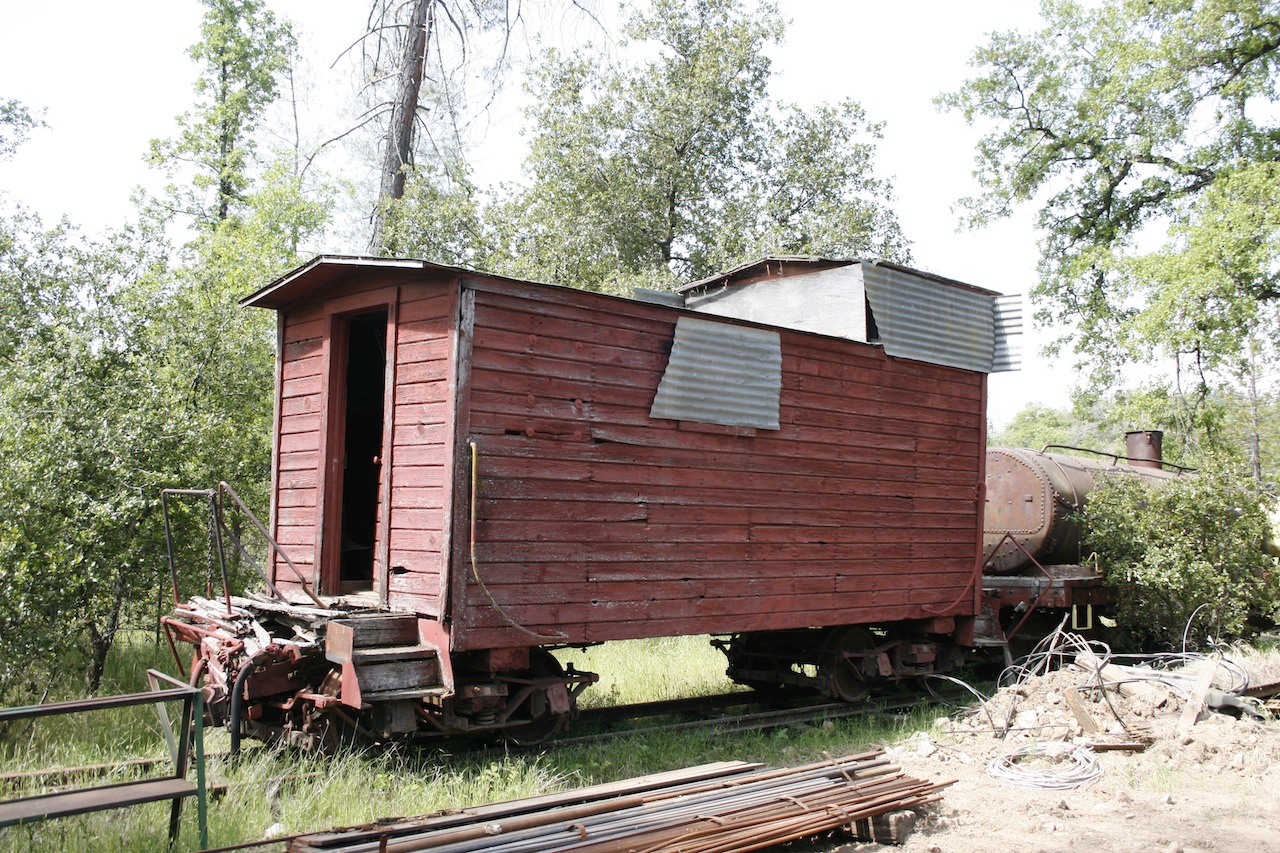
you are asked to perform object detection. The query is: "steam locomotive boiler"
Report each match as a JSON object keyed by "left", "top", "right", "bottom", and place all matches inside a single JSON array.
[{"left": 977, "top": 431, "right": 1188, "bottom": 648}]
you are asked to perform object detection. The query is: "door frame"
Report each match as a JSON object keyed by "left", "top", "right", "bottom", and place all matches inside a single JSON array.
[{"left": 316, "top": 287, "right": 399, "bottom": 599}]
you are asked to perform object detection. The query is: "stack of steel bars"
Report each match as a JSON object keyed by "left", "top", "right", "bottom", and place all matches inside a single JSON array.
[{"left": 288, "top": 751, "right": 952, "bottom": 853}]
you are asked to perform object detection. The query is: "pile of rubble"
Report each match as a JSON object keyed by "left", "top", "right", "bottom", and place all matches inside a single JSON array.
[
  {"left": 868, "top": 635, "right": 1280, "bottom": 852},
  {"left": 897, "top": 631, "right": 1277, "bottom": 787}
]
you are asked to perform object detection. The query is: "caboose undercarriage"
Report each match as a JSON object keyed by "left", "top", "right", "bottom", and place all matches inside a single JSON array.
[
  {"left": 717, "top": 619, "right": 973, "bottom": 701},
  {"left": 166, "top": 593, "right": 1004, "bottom": 750},
  {"left": 164, "top": 596, "right": 598, "bottom": 750}
]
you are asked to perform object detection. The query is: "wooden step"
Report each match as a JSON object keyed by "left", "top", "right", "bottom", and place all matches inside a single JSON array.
[
  {"left": 349, "top": 644, "right": 437, "bottom": 665},
  {"left": 326, "top": 615, "right": 420, "bottom": 663},
  {"left": 351, "top": 656, "right": 441, "bottom": 694},
  {"left": 361, "top": 686, "right": 453, "bottom": 703}
]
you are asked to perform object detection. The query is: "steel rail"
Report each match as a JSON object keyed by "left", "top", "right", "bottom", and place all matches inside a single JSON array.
[
  {"left": 285, "top": 753, "right": 953, "bottom": 853},
  {"left": 544, "top": 688, "right": 970, "bottom": 750},
  {"left": 294, "top": 756, "right": 887, "bottom": 853}
]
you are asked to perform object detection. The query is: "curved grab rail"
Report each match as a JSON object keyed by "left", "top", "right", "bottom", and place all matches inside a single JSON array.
[
  {"left": 1038, "top": 444, "right": 1198, "bottom": 474},
  {"left": 162, "top": 483, "right": 326, "bottom": 615},
  {"left": 215, "top": 481, "right": 324, "bottom": 608}
]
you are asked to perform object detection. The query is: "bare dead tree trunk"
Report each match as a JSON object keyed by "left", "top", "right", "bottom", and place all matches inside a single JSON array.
[
  {"left": 368, "top": 0, "right": 433, "bottom": 254},
  {"left": 1247, "top": 336, "right": 1264, "bottom": 484},
  {"left": 218, "top": 58, "right": 234, "bottom": 222}
]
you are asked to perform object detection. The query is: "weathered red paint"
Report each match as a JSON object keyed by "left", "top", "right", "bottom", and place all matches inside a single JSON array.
[{"left": 248, "top": 259, "right": 987, "bottom": 654}]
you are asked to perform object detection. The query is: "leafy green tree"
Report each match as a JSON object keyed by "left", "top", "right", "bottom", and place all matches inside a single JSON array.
[
  {"left": 0, "top": 168, "right": 325, "bottom": 701},
  {"left": 941, "top": 0, "right": 1280, "bottom": 380},
  {"left": 1083, "top": 461, "right": 1280, "bottom": 648},
  {"left": 1217, "top": 380, "right": 1280, "bottom": 487},
  {"left": 476, "top": 0, "right": 907, "bottom": 291},
  {"left": 1123, "top": 164, "right": 1280, "bottom": 479},
  {"left": 991, "top": 403, "right": 1091, "bottom": 451},
  {"left": 149, "top": 0, "right": 296, "bottom": 226},
  {"left": 0, "top": 97, "right": 41, "bottom": 160},
  {"left": 0, "top": 213, "right": 173, "bottom": 697},
  {"left": 376, "top": 158, "right": 487, "bottom": 264}
]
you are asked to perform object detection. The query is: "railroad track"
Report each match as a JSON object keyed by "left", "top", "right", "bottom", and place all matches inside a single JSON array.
[
  {"left": 1, "top": 685, "right": 974, "bottom": 791},
  {"left": 529, "top": 685, "right": 973, "bottom": 750}
]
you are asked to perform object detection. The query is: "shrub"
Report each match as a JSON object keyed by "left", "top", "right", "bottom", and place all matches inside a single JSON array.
[{"left": 1082, "top": 461, "right": 1280, "bottom": 649}]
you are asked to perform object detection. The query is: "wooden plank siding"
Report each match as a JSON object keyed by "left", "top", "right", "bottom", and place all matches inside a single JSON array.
[
  {"left": 269, "top": 271, "right": 458, "bottom": 613},
  {"left": 449, "top": 280, "right": 985, "bottom": 650},
  {"left": 385, "top": 283, "right": 458, "bottom": 613},
  {"left": 272, "top": 302, "right": 325, "bottom": 577}
]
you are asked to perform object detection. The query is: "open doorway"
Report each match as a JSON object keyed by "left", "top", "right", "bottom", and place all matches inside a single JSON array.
[{"left": 335, "top": 309, "right": 388, "bottom": 593}]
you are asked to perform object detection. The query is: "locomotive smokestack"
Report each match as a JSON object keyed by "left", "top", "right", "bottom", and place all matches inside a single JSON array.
[{"left": 1125, "top": 430, "right": 1164, "bottom": 469}]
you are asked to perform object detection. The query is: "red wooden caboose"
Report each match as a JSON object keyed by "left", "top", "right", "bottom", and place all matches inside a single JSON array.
[{"left": 171, "top": 255, "right": 1019, "bottom": 745}]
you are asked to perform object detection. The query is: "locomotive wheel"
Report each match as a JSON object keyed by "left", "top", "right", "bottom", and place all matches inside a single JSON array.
[
  {"left": 825, "top": 627, "right": 877, "bottom": 703},
  {"left": 505, "top": 649, "right": 571, "bottom": 746}
]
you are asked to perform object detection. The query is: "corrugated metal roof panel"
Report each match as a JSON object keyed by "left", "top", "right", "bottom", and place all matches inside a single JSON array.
[
  {"left": 992, "top": 295, "right": 1023, "bottom": 372},
  {"left": 677, "top": 256, "right": 1020, "bottom": 375},
  {"left": 650, "top": 317, "right": 781, "bottom": 430},
  {"left": 633, "top": 287, "right": 685, "bottom": 308},
  {"left": 861, "top": 263, "right": 1000, "bottom": 373}
]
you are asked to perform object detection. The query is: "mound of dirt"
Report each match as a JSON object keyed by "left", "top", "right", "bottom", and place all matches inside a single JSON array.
[{"left": 840, "top": 641, "right": 1280, "bottom": 853}]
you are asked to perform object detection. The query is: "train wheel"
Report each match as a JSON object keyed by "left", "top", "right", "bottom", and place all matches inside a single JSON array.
[
  {"left": 825, "top": 627, "right": 876, "bottom": 702},
  {"left": 505, "top": 649, "right": 570, "bottom": 746}
]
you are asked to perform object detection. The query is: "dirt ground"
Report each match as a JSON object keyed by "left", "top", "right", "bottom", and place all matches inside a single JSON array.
[{"left": 838, "top": 645, "right": 1280, "bottom": 853}]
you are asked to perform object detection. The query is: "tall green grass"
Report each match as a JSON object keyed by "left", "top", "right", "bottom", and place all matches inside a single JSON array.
[
  {"left": 556, "top": 635, "right": 742, "bottom": 707},
  {"left": 0, "top": 633, "right": 932, "bottom": 852}
]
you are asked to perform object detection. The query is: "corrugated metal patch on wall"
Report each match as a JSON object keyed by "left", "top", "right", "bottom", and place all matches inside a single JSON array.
[
  {"left": 862, "top": 263, "right": 1009, "bottom": 374},
  {"left": 650, "top": 316, "right": 782, "bottom": 430},
  {"left": 992, "top": 294, "right": 1023, "bottom": 372}
]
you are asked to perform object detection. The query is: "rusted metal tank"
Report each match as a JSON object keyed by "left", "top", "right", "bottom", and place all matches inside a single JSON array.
[{"left": 983, "top": 435, "right": 1183, "bottom": 574}]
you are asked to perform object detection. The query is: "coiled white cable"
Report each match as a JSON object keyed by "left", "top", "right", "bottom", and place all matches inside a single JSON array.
[{"left": 986, "top": 742, "right": 1102, "bottom": 789}]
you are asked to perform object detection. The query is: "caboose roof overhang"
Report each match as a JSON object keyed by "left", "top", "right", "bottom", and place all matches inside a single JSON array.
[
  {"left": 678, "top": 256, "right": 1003, "bottom": 297},
  {"left": 243, "top": 253, "right": 1022, "bottom": 374},
  {"left": 241, "top": 255, "right": 459, "bottom": 310}
]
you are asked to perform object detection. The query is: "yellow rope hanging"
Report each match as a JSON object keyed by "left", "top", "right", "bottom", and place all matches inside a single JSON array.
[{"left": 468, "top": 441, "right": 566, "bottom": 643}]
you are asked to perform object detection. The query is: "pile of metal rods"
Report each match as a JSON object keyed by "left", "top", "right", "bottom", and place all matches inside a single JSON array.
[{"left": 288, "top": 752, "right": 952, "bottom": 853}]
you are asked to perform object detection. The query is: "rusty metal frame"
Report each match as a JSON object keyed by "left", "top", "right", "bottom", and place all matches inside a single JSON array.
[
  {"left": 0, "top": 669, "right": 207, "bottom": 849},
  {"left": 162, "top": 483, "right": 325, "bottom": 615},
  {"left": 494, "top": 670, "right": 597, "bottom": 725},
  {"left": 986, "top": 532, "right": 1059, "bottom": 644}
]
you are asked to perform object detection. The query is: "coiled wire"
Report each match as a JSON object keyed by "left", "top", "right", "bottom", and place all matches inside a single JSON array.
[{"left": 986, "top": 742, "right": 1102, "bottom": 789}]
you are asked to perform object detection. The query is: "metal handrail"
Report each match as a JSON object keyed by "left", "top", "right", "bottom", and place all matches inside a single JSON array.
[
  {"left": 1038, "top": 444, "right": 1198, "bottom": 474},
  {"left": 986, "top": 532, "right": 1060, "bottom": 644},
  {"left": 0, "top": 669, "right": 207, "bottom": 849},
  {"left": 162, "top": 483, "right": 326, "bottom": 615},
  {"left": 214, "top": 482, "right": 324, "bottom": 607}
]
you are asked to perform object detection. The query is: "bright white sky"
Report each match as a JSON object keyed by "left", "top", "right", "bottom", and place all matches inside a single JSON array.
[{"left": 0, "top": 0, "right": 1069, "bottom": 427}]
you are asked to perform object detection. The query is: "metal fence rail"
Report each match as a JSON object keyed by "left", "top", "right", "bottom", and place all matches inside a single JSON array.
[{"left": 0, "top": 669, "right": 208, "bottom": 849}]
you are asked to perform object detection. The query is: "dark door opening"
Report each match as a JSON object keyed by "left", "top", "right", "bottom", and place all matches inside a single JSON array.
[{"left": 338, "top": 309, "right": 387, "bottom": 592}]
